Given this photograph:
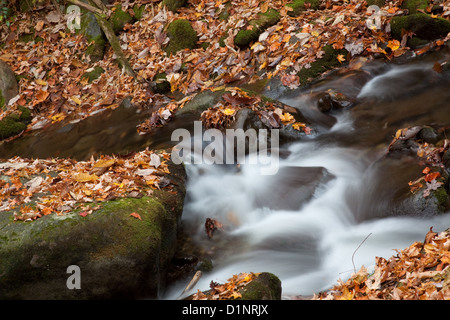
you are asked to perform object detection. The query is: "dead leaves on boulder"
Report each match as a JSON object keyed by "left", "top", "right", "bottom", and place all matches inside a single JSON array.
[{"left": 0, "top": 149, "right": 172, "bottom": 221}]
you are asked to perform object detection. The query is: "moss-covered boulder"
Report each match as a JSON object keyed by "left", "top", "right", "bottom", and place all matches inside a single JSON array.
[
  {"left": 401, "top": 0, "right": 429, "bottom": 14},
  {"left": 297, "top": 45, "right": 347, "bottom": 85},
  {"left": 81, "top": 66, "right": 105, "bottom": 83},
  {"left": 162, "top": 0, "right": 188, "bottom": 13},
  {"left": 390, "top": 13, "right": 450, "bottom": 48},
  {"left": 165, "top": 19, "right": 198, "bottom": 55},
  {"left": 366, "top": 0, "right": 386, "bottom": 7},
  {"left": 0, "top": 160, "right": 186, "bottom": 299},
  {"left": 152, "top": 73, "right": 171, "bottom": 94},
  {"left": 0, "top": 106, "right": 31, "bottom": 140},
  {"left": 286, "top": 0, "right": 320, "bottom": 16},
  {"left": 238, "top": 272, "right": 282, "bottom": 300},
  {"left": 234, "top": 9, "right": 281, "bottom": 48},
  {"left": 79, "top": 11, "right": 106, "bottom": 62},
  {"left": 16, "top": 0, "right": 46, "bottom": 12},
  {"left": 0, "top": 60, "right": 19, "bottom": 109},
  {"left": 110, "top": 4, "right": 135, "bottom": 34}
]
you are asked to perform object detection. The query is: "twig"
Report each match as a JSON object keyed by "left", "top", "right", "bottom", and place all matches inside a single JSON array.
[
  {"left": 352, "top": 233, "right": 372, "bottom": 273},
  {"left": 177, "top": 270, "right": 202, "bottom": 300}
]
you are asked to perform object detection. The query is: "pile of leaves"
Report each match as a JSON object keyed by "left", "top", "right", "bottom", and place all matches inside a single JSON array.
[
  {"left": 314, "top": 227, "right": 450, "bottom": 300},
  {"left": 0, "top": 149, "right": 172, "bottom": 221},
  {"left": 191, "top": 272, "right": 260, "bottom": 300}
]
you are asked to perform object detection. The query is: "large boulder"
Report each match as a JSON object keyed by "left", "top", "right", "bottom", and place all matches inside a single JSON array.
[
  {"left": 0, "top": 159, "right": 186, "bottom": 299},
  {"left": 0, "top": 60, "right": 19, "bottom": 109}
]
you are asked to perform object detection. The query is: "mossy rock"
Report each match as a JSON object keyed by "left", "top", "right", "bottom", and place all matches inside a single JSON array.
[
  {"left": 234, "top": 8, "right": 281, "bottom": 48},
  {"left": 286, "top": 0, "right": 320, "bottom": 16},
  {"left": 297, "top": 45, "right": 347, "bottom": 85},
  {"left": 111, "top": 4, "right": 135, "bottom": 34},
  {"left": 16, "top": 0, "right": 46, "bottom": 12},
  {"left": 0, "top": 106, "right": 32, "bottom": 140},
  {"left": 401, "top": 0, "right": 429, "bottom": 14},
  {"left": 153, "top": 73, "right": 171, "bottom": 94},
  {"left": 78, "top": 11, "right": 106, "bottom": 62},
  {"left": 366, "top": 0, "right": 386, "bottom": 7},
  {"left": 81, "top": 66, "right": 105, "bottom": 83},
  {"left": 218, "top": 1, "right": 232, "bottom": 20},
  {"left": 0, "top": 159, "right": 186, "bottom": 299},
  {"left": 165, "top": 19, "right": 198, "bottom": 55},
  {"left": 162, "top": 0, "right": 188, "bottom": 13},
  {"left": 133, "top": 4, "right": 146, "bottom": 20},
  {"left": 391, "top": 13, "right": 450, "bottom": 47},
  {"left": 0, "top": 60, "right": 19, "bottom": 109},
  {"left": 238, "top": 272, "right": 282, "bottom": 300}
]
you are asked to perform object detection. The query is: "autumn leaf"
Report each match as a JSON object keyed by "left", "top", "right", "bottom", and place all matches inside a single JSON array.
[
  {"left": 337, "top": 54, "right": 346, "bottom": 63},
  {"left": 130, "top": 212, "right": 142, "bottom": 220},
  {"left": 292, "top": 122, "right": 305, "bottom": 131},
  {"left": 74, "top": 172, "right": 99, "bottom": 182},
  {"left": 279, "top": 112, "right": 295, "bottom": 125},
  {"left": 387, "top": 40, "right": 401, "bottom": 51},
  {"left": 424, "top": 171, "right": 441, "bottom": 182},
  {"left": 222, "top": 108, "right": 236, "bottom": 116}
]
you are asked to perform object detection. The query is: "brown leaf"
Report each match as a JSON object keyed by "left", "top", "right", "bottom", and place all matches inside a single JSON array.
[
  {"left": 424, "top": 226, "right": 438, "bottom": 244},
  {"left": 205, "top": 218, "right": 223, "bottom": 239}
]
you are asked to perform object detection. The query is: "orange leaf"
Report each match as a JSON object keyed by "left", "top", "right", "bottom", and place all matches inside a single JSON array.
[
  {"left": 424, "top": 172, "right": 440, "bottom": 182},
  {"left": 130, "top": 212, "right": 142, "bottom": 220}
]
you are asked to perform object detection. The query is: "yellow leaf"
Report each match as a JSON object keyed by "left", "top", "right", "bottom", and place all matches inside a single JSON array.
[
  {"left": 280, "top": 112, "right": 295, "bottom": 124},
  {"left": 74, "top": 173, "right": 98, "bottom": 182},
  {"left": 222, "top": 108, "right": 236, "bottom": 116},
  {"left": 93, "top": 158, "right": 115, "bottom": 168},
  {"left": 292, "top": 122, "right": 306, "bottom": 131},
  {"left": 387, "top": 40, "right": 400, "bottom": 51},
  {"left": 51, "top": 113, "right": 66, "bottom": 122},
  {"left": 71, "top": 96, "right": 82, "bottom": 105},
  {"left": 337, "top": 54, "right": 346, "bottom": 63},
  {"left": 35, "top": 79, "right": 48, "bottom": 86}
]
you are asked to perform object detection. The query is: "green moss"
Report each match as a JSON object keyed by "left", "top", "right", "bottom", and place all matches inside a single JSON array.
[
  {"left": 111, "top": 4, "right": 135, "bottom": 34},
  {"left": 79, "top": 11, "right": 106, "bottom": 62},
  {"left": 218, "top": 2, "right": 232, "bottom": 20},
  {"left": 0, "top": 106, "right": 32, "bottom": 140},
  {"left": 153, "top": 73, "right": 171, "bottom": 94},
  {"left": 165, "top": 19, "right": 198, "bottom": 55},
  {"left": 391, "top": 13, "right": 450, "bottom": 44},
  {"left": 81, "top": 66, "right": 105, "bottom": 83},
  {"left": 297, "top": 45, "right": 347, "bottom": 85},
  {"left": 234, "top": 8, "right": 280, "bottom": 48},
  {"left": 133, "top": 4, "right": 146, "bottom": 20},
  {"left": 286, "top": 0, "right": 320, "bottom": 16},
  {"left": 162, "top": 0, "right": 188, "bottom": 13},
  {"left": 0, "top": 91, "right": 4, "bottom": 109},
  {"left": 434, "top": 185, "right": 450, "bottom": 211},
  {"left": 239, "top": 273, "right": 282, "bottom": 300},
  {"left": 401, "top": 0, "right": 429, "bottom": 13},
  {"left": 366, "top": 0, "right": 386, "bottom": 7}
]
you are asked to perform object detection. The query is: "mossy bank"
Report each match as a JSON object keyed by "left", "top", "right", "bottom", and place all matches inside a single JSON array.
[{"left": 0, "top": 159, "right": 186, "bottom": 299}]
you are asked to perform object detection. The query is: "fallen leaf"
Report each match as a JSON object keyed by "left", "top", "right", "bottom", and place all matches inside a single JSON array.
[{"left": 130, "top": 212, "right": 142, "bottom": 220}]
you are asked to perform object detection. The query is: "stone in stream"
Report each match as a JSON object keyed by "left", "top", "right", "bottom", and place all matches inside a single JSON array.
[{"left": 252, "top": 166, "right": 334, "bottom": 211}]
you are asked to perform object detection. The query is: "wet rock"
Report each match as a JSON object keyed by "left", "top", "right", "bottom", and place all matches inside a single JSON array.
[
  {"left": 253, "top": 166, "right": 334, "bottom": 211},
  {"left": 313, "top": 91, "right": 355, "bottom": 113},
  {"left": 78, "top": 11, "right": 106, "bottom": 62},
  {"left": 0, "top": 159, "right": 186, "bottom": 299}
]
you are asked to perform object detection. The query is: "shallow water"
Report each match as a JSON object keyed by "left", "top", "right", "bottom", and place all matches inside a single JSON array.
[{"left": 164, "top": 54, "right": 450, "bottom": 299}]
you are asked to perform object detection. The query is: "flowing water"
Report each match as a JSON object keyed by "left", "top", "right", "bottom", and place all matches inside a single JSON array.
[
  {"left": 2, "top": 50, "right": 450, "bottom": 299},
  {"left": 164, "top": 52, "right": 450, "bottom": 299}
]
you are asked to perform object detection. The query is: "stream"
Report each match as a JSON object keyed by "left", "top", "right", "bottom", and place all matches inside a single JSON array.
[{"left": 2, "top": 50, "right": 450, "bottom": 299}]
